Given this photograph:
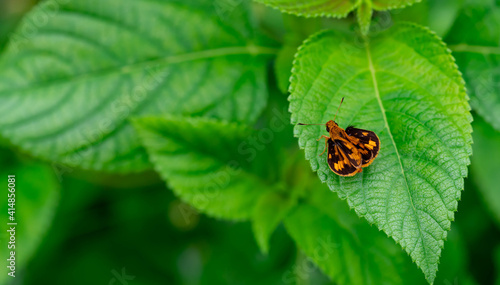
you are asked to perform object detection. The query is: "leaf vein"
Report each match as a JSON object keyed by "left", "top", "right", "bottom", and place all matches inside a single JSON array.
[{"left": 364, "top": 37, "right": 429, "bottom": 269}]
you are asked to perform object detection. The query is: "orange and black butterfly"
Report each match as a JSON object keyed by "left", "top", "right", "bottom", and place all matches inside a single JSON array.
[{"left": 299, "top": 98, "right": 380, "bottom": 177}]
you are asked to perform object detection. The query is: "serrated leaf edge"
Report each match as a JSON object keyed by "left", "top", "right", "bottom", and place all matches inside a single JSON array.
[
  {"left": 287, "top": 22, "right": 473, "bottom": 284},
  {"left": 253, "top": 0, "right": 360, "bottom": 19}
]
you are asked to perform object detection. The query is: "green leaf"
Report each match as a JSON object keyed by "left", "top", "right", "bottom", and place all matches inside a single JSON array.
[
  {"left": 0, "top": 0, "right": 276, "bottom": 172},
  {"left": 371, "top": 0, "right": 421, "bottom": 10},
  {"left": 357, "top": 0, "right": 373, "bottom": 36},
  {"left": 433, "top": 225, "right": 478, "bottom": 285},
  {"left": 275, "top": 16, "right": 323, "bottom": 93},
  {"left": 445, "top": 0, "right": 500, "bottom": 131},
  {"left": 284, "top": 182, "right": 424, "bottom": 285},
  {"left": 252, "top": 190, "right": 298, "bottom": 254},
  {"left": 427, "top": 0, "right": 464, "bottom": 37},
  {"left": 253, "top": 0, "right": 359, "bottom": 18},
  {"left": 276, "top": 43, "right": 300, "bottom": 94},
  {"left": 0, "top": 157, "right": 60, "bottom": 283},
  {"left": 289, "top": 23, "right": 472, "bottom": 283},
  {"left": 252, "top": 0, "right": 420, "bottom": 18},
  {"left": 470, "top": 115, "right": 500, "bottom": 227},
  {"left": 133, "top": 115, "right": 277, "bottom": 220}
]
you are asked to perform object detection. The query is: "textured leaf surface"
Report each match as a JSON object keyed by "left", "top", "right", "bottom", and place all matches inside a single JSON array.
[
  {"left": 253, "top": 0, "right": 420, "bottom": 18},
  {"left": 470, "top": 116, "right": 500, "bottom": 226},
  {"left": 0, "top": 158, "right": 59, "bottom": 283},
  {"left": 284, "top": 181, "right": 424, "bottom": 285},
  {"left": 289, "top": 23, "right": 472, "bottom": 283},
  {"left": 0, "top": 0, "right": 275, "bottom": 172},
  {"left": 134, "top": 116, "right": 275, "bottom": 220},
  {"left": 445, "top": 0, "right": 500, "bottom": 131}
]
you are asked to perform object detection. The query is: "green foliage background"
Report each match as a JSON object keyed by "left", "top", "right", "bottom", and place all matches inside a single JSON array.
[{"left": 0, "top": 0, "right": 499, "bottom": 284}]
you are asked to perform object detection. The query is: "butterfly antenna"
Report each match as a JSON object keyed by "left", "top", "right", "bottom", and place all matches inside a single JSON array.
[{"left": 333, "top": 97, "right": 344, "bottom": 122}]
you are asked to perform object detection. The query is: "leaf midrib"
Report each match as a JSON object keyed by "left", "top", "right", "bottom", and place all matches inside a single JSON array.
[
  {"left": 0, "top": 45, "right": 278, "bottom": 96},
  {"left": 363, "top": 37, "right": 429, "bottom": 270}
]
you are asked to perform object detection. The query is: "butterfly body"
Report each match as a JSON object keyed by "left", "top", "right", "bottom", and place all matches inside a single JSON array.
[
  {"left": 320, "top": 120, "right": 380, "bottom": 176},
  {"left": 299, "top": 98, "right": 380, "bottom": 177}
]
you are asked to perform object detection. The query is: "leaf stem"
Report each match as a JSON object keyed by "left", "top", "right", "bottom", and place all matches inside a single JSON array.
[{"left": 448, "top": 44, "right": 500, "bottom": 55}]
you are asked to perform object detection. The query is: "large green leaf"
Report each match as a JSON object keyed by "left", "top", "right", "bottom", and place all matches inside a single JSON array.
[
  {"left": 0, "top": 0, "right": 276, "bottom": 172},
  {"left": 134, "top": 115, "right": 278, "bottom": 220},
  {"left": 252, "top": 0, "right": 420, "bottom": 18},
  {"left": 0, "top": 155, "right": 60, "bottom": 284},
  {"left": 445, "top": 0, "right": 500, "bottom": 131},
  {"left": 288, "top": 23, "right": 472, "bottom": 283}
]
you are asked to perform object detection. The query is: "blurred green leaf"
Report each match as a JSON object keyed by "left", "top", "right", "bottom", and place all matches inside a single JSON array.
[
  {"left": 284, "top": 181, "right": 424, "bottom": 285},
  {"left": 0, "top": 0, "right": 276, "bottom": 172},
  {"left": 0, "top": 154, "right": 59, "bottom": 284},
  {"left": 427, "top": 0, "right": 463, "bottom": 37},
  {"left": 22, "top": 175, "right": 300, "bottom": 285},
  {"left": 0, "top": 0, "right": 38, "bottom": 51},
  {"left": 198, "top": 221, "right": 299, "bottom": 285},
  {"left": 434, "top": 225, "right": 478, "bottom": 285},
  {"left": 289, "top": 23, "right": 472, "bottom": 283},
  {"left": 274, "top": 16, "right": 323, "bottom": 94},
  {"left": 253, "top": 0, "right": 421, "bottom": 18},
  {"left": 275, "top": 43, "right": 300, "bottom": 93},
  {"left": 391, "top": 0, "right": 463, "bottom": 38},
  {"left": 495, "top": 246, "right": 500, "bottom": 285},
  {"left": 445, "top": 0, "right": 500, "bottom": 131},
  {"left": 134, "top": 115, "right": 279, "bottom": 220},
  {"left": 470, "top": 116, "right": 500, "bottom": 227},
  {"left": 252, "top": 191, "right": 298, "bottom": 254}
]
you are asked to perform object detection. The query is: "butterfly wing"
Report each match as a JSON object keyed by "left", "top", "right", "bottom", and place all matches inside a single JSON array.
[
  {"left": 345, "top": 126, "right": 380, "bottom": 167},
  {"left": 326, "top": 138, "right": 361, "bottom": 177}
]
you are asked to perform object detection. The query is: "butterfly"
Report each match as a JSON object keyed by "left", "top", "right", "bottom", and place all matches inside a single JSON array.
[{"left": 299, "top": 97, "right": 380, "bottom": 177}]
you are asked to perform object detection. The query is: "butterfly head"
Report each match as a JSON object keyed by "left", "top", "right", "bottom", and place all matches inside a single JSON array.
[{"left": 325, "top": 120, "right": 338, "bottom": 132}]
